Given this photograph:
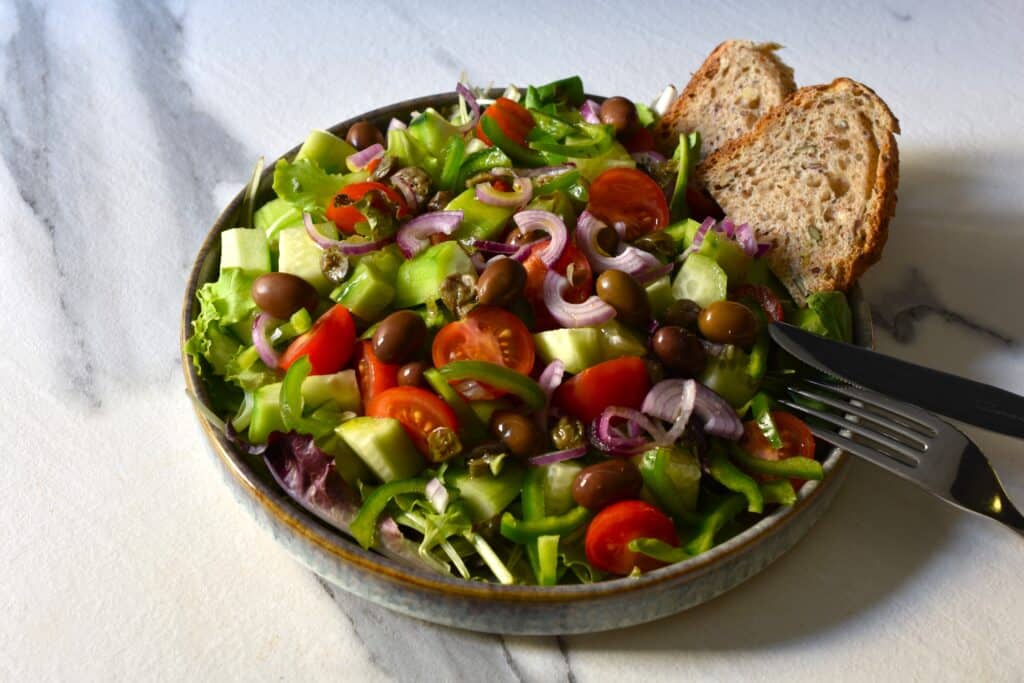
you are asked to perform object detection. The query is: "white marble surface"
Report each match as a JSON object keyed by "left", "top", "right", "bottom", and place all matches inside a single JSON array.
[{"left": 3, "top": 0, "right": 1023, "bottom": 680}]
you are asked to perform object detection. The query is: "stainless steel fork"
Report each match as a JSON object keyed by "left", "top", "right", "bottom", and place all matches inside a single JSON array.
[{"left": 779, "top": 378, "right": 1024, "bottom": 537}]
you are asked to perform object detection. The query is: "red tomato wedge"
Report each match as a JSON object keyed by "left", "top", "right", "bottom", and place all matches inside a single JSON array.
[
  {"left": 554, "top": 357, "right": 651, "bottom": 425},
  {"left": 366, "top": 386, "right": 457, "bottom": 457},
  {"left": 585, "top": 500, "right": 678, "bottom": 575},
  {"left": 732, "top": 284, "right": 784, "bottom": 323},
  {"left": 355, "top": 340, "right": 399, "bottom": 406},
  {"left": 587, "top": 168, "right": 670, "bottom": 240},
  {"left": 741, "top": 411, "right": 817, "bottom": 489},
  {"left": 476, "top": 97, "right": 534, "bottom": 147},
  {"left": 278, "top": 304, "right": 356, "bottom": 375},
  {"left": 325, "top": 181, "right": 409, "bottom": 234}
]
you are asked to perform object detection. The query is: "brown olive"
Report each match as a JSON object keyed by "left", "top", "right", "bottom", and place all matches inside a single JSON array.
[
  {"left": 476, "top": 257, "right": 527, "bottom": 307},
  {"left": 652, "top": 325, "right": 707, "bottom": 377},
  {"left": 490, "top": 410, "right": 545, "bottom": 458},
  {"left": 505, "top": 228, "right": 544, "bottom": 248},
  {"left": 599, "top": 96, "right": 639, "bottom": 136},
  {"left": 372, "top": 310, "right": 427, "bottom": 364},
  {"left": 397, "top": 361, "right": 430, "bottom": 388},
  {"left": 660, "top": 298, "right": 702, "bottom": 330},
  {"left": 698, "top": 300, "right": 759, "bottom": 347},
  {"left": 345, "top": 120, "right": 384, "bottom": 150},
  {"left": 595, "top": 225, "right": 620, "bottom": 255},
  {"left": 251, "top": 272, "right": 319, "bottom": 320},
  {"left": 572, "top": 459, "right": 643, "bottom": 510},
  {"left": 595, "top": 269, "right": 650, "bottom": 326}
]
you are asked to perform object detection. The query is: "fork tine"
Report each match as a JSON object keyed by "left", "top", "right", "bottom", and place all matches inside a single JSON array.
[
  {"left": 804, "top": 424, "right": 921, "bottom": 480},
  {"left": 789, "top": 385, "right": 932, "bottom": 449},
  {"left": 803, "top": 378, "right": 941, "bottom": 436},
  {"left": 779, "top": 398, "right": 922, "bottom": 465}
]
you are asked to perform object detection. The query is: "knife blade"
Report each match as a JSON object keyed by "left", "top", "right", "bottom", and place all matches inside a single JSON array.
[{"left": 769, "top": 322, "right": 1024, "bottom": 438}]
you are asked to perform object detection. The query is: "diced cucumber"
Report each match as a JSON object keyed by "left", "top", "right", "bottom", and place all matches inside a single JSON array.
[
  {"left": 293, "top": 129, "right": 357, "bottom": 175},
  {"left": 248, "top": 382, "right": 285, "bottom": 444},
  {"left": 220, "top": 228, "right": 270, "bottom": 276},
  {"left": 447, "top": 464, "right": 525, "bottom": 524},
  {"left": 663, "top": 218, "right": 702, "bottom": 248},
  {"left": 406, "top": 109, "right": 461, "bottom": 157},
  {"left": 332, "top": 260, "right": 396, "bottom": 322},
  {"left": 336, "top": 417, "right": 424, "bottom": 483},
  {"left": 542, "top": 461, "right": 583, "bottom": 516},
  {"left": 301, "top": 370, "right": 361, "bottom": 412},
  {"left": 277, "top": 222, "right": 339, "bottom": 295},
  {"left": 672, "top": 253, "right": 728, "bottom": 308},
  {"left": 446, "top": 189, "right": 515, "bottom": 241},
  {"left": 317, "top": 432, "right": 374, "bottom": 488},
  {"left": 253, "top": 198, "right": 303, "bottom": 246},
  {"left": 393, "top": 240, "right": 475, "bottom": 308},
  {"left": 697, "top": 230, "right": 751, "bottom": 282},
  {"left": 645, "top": 275, "right": 674, "bottom": 320},
  {"left": 533, "top": 327, "right": 602, "bottom": 374},
  {"left": 598, "top": 320, "right": 647, "bottom": 358}
]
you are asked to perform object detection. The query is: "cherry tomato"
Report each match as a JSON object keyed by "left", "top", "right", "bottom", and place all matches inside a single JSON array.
[
  {"left": 432, "top": 306, "right": 535, "bottom": 399},
  {"left": 585, "top": 500, "right": 678, "bottom": 575},
  {"left": 741, "top": 411, "right": 817, "bottom": 489},
  {"left": 476, "top": 97, "right": 534, "bottom": 147},
  {"left": 622, "top": 127, "right": 656, "bottom": 153},
  {"left": 587, "top": 168, "right": 669, "bottom": 240},
  {"left": 522, "top": 238, "right": 594, "bottom": 303},
  {"left": 366, "top": 386, "right": 458, "bottom": 456},
  {"left": 278, "top": 304, "right": 356, "bottom": 375},
  {"left": 355, "top": 340, "right": 399, "bottom": 406},
  {"left": 325, "top": 181, "right": 409, "bottom": 234},
  {"left": 732, "top": 284, "right": 785, "bottom": 322},
  {"left": 555, "top": 357, "right": 651, "bottom": 425}
]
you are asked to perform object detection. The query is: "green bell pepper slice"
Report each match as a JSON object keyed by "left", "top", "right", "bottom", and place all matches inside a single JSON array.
[
  {"left": 685, "top": 493, "right": 746, "bottom": 555},
  {"left": 729, "top": 443, "right": 825, "bottom": 480},
  {"left": 437, "top": 360, "right": 546, "bottom": 410},
  {"left": 529, "top": 123, "right": 615, "bottom": 159},
  {"left": 707, "top": 442, "right": 764, "bottom": 513},
  {"left": 524, "top": 76, "right": 585, "bottom": 108},
  {"left": 279, "top": 356, "right": 335, "bottom": 438},
  {"left": 456, "top": 146, "right": 512, "bottom": 189},
  {"left": 423, "top": 368, "right": 489, "bottom": 446},
  {"left": 760, "top": 479, "right": 798, "bottom": 505},
  {"left": 528, "top": 110, "right": 576, "bottom": 140},
  {"left": 750, "top": 392, "right": 783, "bottom": 449},
  {"left": 439, "top": 135, "right": 466, "bottom": 192},
  {"left": 499, "top": 505, "right": 592, "bottom": 544},
  {"left": 532, "top": 169, "right": 582, "bottom": 197},
  {"left": 521, "top": 466, "right": 548, "bottom": 584},
  {"left": 669, "top": 132, "right": 700, "bottom": 221},
  {"left": 350, "top": 478, "right": 429, "bottom": 549},
  {"left": 636, "top": 446, "right": 701, "bottom": 525},
  {"left": 480, "top": 116, "right": 547, "bottom": 167},
  {"left": 627, "top": 537, "right": 690, "bottom": 564}
]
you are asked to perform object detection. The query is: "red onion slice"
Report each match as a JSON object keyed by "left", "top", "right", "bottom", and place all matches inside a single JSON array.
[
  {"left": 466, "top": 239, "right": 519, "bottom": 254},
  {"left": 644, "top": 379, "right": 742, "bottom": 440},
  {"left": 542, "top": 270, "right": 616, "bottom": 328},
  {"left": 576, "top": 211, "right": 662, "bottom": 276},
  {"left": 395, "top": 210, "right": 464, "bottom": 258},
  {"left": 528, "top": 445, "right": 587, "bottom": 466},
  {"left": 252, "top": 312, "right": 280, "bottom": 369},
  {"left": 475, "top": 175, "right": 533, "bottom": 208},
  {"left": 470, "top": 251, "right": 487, "bottom": 273},
  {"left": 733, "top": 221, "right": 757, "bottom": 256},
  {"left": 598, "top": 406, "right": 667, "bottom": 448},
  {"left": 514, "top": 210, "right": 567, "bottom": 268},
  {"left": 538, "top": 359, "right": 566, "bottom": 402},
  {"left": 579, "top": 99, "right": 601, "bottom": 124},
  {"left": 303, "top": 213, "right": 391, "bottom": 254},
  {"left": 456, "top": 83, "right": 481, "bottom": 133},
  {"left": 425, "top": 478, "right": 449, "bottom": 513},
  {"left": 346, "top": 143, "right": 384, "bottom": 172},
  {"left": 663, "top": 379, "right": 697, "bottom": 444}
]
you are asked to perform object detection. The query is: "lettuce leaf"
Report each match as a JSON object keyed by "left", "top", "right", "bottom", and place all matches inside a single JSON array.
[
  {"left": 795, "top": 291, "right": 853, "bottom": 342},
  {"left": 185, "top": 268, "right": 258, "bottom": 377},
  {"left": 272, "top": 158, "right": 360, "bottom": 215}
]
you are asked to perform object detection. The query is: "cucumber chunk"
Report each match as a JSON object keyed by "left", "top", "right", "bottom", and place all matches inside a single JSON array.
[
  {"left": 248, "top": 382, "right": 285, "bottom": 444},
  {"left": 220, "top": 228, "right": 270, "bottom": 276},
  {"left": 672, "top": 253, "right": 728, "bottom": 308},
  {"left": 277, "top": 222, "right": 339, "bottom": 295},
  {"left": 294, "top": 129, "right": 357, "bottom": 175},
  {"left": 446, "top": 189, "right": 515, "bottom": 241},
  {"left": 394, "top": 240, "right": 475, "bottom": 308},
  {"left": 447, "top": 464, "right": 525, "bottom": 524},
  {"left": 697, "top": 231, "right": 751, "bottom": 282},
  {"left": 332, "top": 260, "right": 396, "bottom": 322},
  {"left": 336, "top": 417, "right": 424, "bottom": 483},
  {"left": 645, "top": 275, "right": 674, "bottom": 319},
  {"left": 253, "top": 198, "right": 303, "bottom": 246},
  {"left": 406, "top": 109, "right": 462, "bottom": 157},
  {"left": 301, "top": 370, "right": 361, "bottom": 412},
  {"left": 542, "top": 461, "right": 584, "bottom": 516},
  {"left": 533, "top": 320, "right": 646, "bottom": 374}
]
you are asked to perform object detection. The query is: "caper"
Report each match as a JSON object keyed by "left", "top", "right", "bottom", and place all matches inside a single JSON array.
[
  {"left": 652, "top": 325, "right": 707, "bottom": 377},
  {"left": 371, "top": 310, "right": 427, "bottom": 364},
  {"left": 490, "top": 410, "right": 546, "bottom": 458},
  {"left": 476, "top": 257, "right": 527, "bottom": 307},
  {"left": 633, "top": 231, "right": 676, "bottom": 262},
  {"left": 551, "top": 416, "right": 585, "bottom": 450},
  {"left": 345, "top": 120, "right": 384, "bottom": 150},
  {"left": 595, "top": 269, "right": 650, "bottom": 326},
  {"left": 698, "top": 300, "right": 759, "bottom": 347},
  {"left": 660, "top": 298, "right": 702, "bottom": 330},
  {"left": 598, "top": 96, "right": 639, "bottom": 136},
  {"left": 251, "top": 272, "right": 319, "bottom": 320}
]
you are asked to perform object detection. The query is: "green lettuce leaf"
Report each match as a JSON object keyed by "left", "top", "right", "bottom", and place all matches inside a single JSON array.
[
  {"left": 272, "top": 158, "right": 359, "bottom": 215},
  {"left": 795, "top": 291, "right": 853, "bottom": 342},
  {"left": 185, "top": 268, "right": 258, "bottom": 377}
]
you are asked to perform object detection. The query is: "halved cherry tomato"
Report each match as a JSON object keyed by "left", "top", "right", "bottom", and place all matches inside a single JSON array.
[
  {"left": 355, "top": 340, "right": 399, "bottom": 406},
  {"left": 432, "top": 306, "right": 535, "bottom": 375},
  {"left": 325, "top": 181, "right": 409, "bottom": 234},
  {"left": 522, "top": 238, "right": 594, "bottom": 304},
  {"left": 587, "top": 168, "right": 669, "bottom": 240},
  {"left": 366, "top": 386, "right": 457, "bottom": 456},
  {"left": 622, "top": 127, "right": 656, "bottom": 153},
  {"left": 278, "top": 304, "right": 356, "bottom": 375},
  {"left": 585, "top": 500, "right": 678, "bottom": 575},
  {"left": 741, "top": 410, "right": 817, "bottom": 489},
  {"left": 555, "top": 357, "right": 651, "bottom": 425},
  {"left": 732, "top": 284, "right": 784, "bottom": 322},
  {"left": 476, "top": 97, "right": 534, "bottom": 147}
]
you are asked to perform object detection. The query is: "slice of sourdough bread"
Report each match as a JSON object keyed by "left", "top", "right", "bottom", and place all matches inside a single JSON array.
[
  {"left": 696, "top": 78, "right": 900, "bottom": 303},
  {"left": 654, "top": 40, "right": 796, "bottom": 157}
]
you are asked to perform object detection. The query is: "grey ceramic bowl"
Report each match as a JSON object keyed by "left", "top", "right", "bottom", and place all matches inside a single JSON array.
[{"left": 181, "top": 90, "right": 873, "bottom": 635}]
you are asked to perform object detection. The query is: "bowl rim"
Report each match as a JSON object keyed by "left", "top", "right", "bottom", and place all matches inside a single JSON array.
[{"left": 180, "top": 90, "right": 866, "bottom": 602}]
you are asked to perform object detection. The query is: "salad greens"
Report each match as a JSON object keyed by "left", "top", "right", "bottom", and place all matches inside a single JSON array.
[{"left": 188, "top": 76, "right": 850, "bottom": 585}]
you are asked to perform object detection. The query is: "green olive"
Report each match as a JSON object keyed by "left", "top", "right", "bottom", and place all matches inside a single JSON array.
[
  {"left": 599, "top": 96, "right": 639, "bottom": 136},
  {"left": 345, "top": 120, "right": 384, "bottom": 150},
  {"left": 633, "top": 231, "right": 676, "bottom": 262},
  {"left": 652, "top": 325, "right": 707, "bottom": 377},
  {"left": 490, "top": 410, "right": 545, "bottom": 458},
  {"left": 595, "top": 269, "right": 650, "bottom": 326},
  {"left": 698, "top": 300, "right": 759, "bottom": 347},
  {"left": 371, "top": 311, "right": 427, "bottom": 364},
  {"left": 476, "top": 257, "right": 527, "bottom": 307}
]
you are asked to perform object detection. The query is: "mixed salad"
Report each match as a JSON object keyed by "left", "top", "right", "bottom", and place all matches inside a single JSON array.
[{"left": 186, "top": 77, "right": 854, "bottom": 585}]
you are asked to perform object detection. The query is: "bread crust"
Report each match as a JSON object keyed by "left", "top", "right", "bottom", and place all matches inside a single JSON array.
[
  {"left": 696, "top": 78, "right": 900, "bottom": 299},
  {"left": 654, "top": 40, "right": 796, "bottom": 156}
]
